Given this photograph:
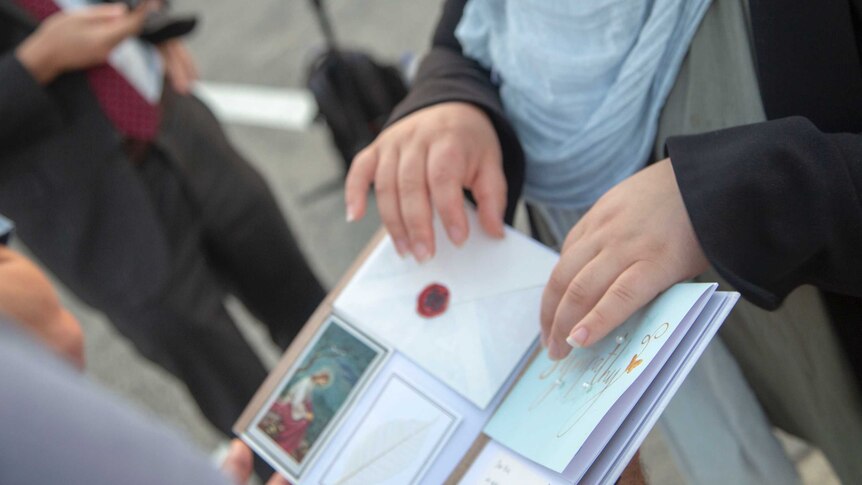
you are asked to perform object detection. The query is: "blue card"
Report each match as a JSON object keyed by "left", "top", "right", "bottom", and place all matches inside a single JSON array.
[{"left": 483, "top": 282, "right": 715, "bottom": 473}]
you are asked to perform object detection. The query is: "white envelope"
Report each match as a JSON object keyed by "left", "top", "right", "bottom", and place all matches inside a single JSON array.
[{"left": 334, "top": 209, "right": 559, "bottom": 409}]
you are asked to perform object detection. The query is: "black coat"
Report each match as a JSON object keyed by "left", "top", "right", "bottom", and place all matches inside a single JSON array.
[
  {"left": 0, "top": 1, "right": 170, "bottom": 309},
  {"left": 389, "top": 0, "right": 862, "bottom": 381}
]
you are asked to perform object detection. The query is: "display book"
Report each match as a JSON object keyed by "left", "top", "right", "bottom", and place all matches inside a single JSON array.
[{"left": 233, "top": 210, "right": 739, "bottom": 485}]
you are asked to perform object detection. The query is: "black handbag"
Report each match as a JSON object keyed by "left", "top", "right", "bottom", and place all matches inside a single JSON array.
[{"left": 306, "top": 0, "right": 408, "bottom": 174}]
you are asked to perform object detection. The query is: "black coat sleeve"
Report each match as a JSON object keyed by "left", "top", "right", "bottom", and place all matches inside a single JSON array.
[
  {"left": 386, "top": 0, "right": 525, "bottom": 221},
  {"left": 0, "top": 51, "right": 61, "bottom": 149},
  {"left": 666, "top": 116, "right": 862, "bottom": 309}
]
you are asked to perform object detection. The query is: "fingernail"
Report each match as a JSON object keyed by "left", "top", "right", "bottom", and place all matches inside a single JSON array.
[
  {"left": 449, "top": 225, "right": 466, "bottom": 246},
  {"left": 413, "top": 243, "right": 430, "bottom": 262},
  {"left": 345, "top": 204, "right": 356, "bottom": 222},
  {"left": 547, "top": 339, "right": 560, "bottom": 360},
  {"left": 394, "top": 238, "right": 409, "bottom": 257},
  {"left": 567, "top": 327, "right": 589, "bottom": 348}
]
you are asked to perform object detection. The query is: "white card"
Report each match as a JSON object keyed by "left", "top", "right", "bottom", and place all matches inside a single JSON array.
[
  {"left": 335, "top": 208, "right": 558, "bottom": 409},
  {"left": 323, "top": 375, "right": 459, "bottom": 485},
  {"left": 459, "top": 440, "right": 569, "bottom": 485}
]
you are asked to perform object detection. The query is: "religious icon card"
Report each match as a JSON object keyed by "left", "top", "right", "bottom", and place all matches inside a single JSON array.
[{"left": 241, "top": 314, "right": 387, "bottom": 481}]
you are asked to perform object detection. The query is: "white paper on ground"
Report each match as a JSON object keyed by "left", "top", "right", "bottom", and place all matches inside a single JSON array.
[
  {"left": 334, "top": 209, "right": 559, "bottom": 409},
  {"left": 193, "top": 82, "right": 317, "bottom": 131}
]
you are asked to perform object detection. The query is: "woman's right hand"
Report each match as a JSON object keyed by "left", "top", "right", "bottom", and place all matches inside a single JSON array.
[{"left": 344, "top": 102, "right": 507, "bottom": 261}]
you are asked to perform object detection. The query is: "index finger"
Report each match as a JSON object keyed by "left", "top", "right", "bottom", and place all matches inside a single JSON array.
[
  {"left": 345, "top": 146, "right": 380, "bottom": 222},
  {"left": 566, "top": 260, "right": 669, "bottom": 348},
  {"left": 547, "top": 251, "right": 626, "bottom": 360}
]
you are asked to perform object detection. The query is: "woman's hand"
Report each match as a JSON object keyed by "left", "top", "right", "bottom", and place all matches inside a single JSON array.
[
  {"left": 541, "top": 158, "right": 709, "bottom": 360},
  {"left": 345, "top": 102, "right": 507, "bottom": 261}
]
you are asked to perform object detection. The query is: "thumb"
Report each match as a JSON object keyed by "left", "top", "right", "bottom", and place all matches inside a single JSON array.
[
  {"left": 265, "top": 474, "right": 293, "bottom": 485},
  {"left": 220, "top": 440, "right": 254, "bottom": 484}
]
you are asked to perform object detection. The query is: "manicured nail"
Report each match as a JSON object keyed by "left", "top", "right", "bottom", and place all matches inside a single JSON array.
[
  {"left": 345, "top": 204, "right": 357, "bottom": 222},
  {"left": 449, "top": 225, "right": 466, "bottom": 246},
  {"left": 413, "top": 242, "right": 430, "bottom": 262},
  {"left": 567, "top": 327, "right": 589, "bottom": 348},
  {"left": 394, "top": 238, "right": 409, "bottom": 257}
]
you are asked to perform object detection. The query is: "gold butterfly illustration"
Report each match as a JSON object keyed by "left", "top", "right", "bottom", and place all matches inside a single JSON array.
[{"left": 626, "top": 354, "right": 644, "bottom": 374}]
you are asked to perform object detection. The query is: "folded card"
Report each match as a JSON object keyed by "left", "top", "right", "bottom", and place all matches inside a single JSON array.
[{"left": 236, "top": 221, "right": 740, "bottom": 485}]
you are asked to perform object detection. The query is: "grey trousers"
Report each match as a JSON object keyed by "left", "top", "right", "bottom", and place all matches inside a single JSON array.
[
  {"left": 99, "top": 91, "right": 326, "bottom": 444},
  {"left": 532, "top": 0, "right": 862, "bottom": 483},
  {"left": 658, "top": 0, "right": 862, "bottom": 483}
]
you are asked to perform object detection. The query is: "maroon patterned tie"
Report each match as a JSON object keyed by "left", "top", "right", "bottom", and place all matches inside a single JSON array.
[{"left": 16, "top": 0, "right": 161, "bottom": 141}]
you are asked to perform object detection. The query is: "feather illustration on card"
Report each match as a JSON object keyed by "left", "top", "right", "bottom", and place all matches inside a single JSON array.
[
  {"left": 323, "top": 375, "right": 459, "bottom": 485},
  {"left": 330, "top": 418, "right": 438, "bottom": 484}
]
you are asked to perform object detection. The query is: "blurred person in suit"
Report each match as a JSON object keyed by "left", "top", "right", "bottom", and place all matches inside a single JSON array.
[
  {"left": 0, "top": 218, "right": 288, "bottom": 485},
  {"left": 0, "top": 0, "right": 325, "bottom": 444}
]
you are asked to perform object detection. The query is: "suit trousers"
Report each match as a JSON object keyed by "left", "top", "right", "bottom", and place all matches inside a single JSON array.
[{"left": 98, "top": 91, "right": 325, "bottom": 440}]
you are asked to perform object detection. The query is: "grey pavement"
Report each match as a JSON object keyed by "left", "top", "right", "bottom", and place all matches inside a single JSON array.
[{"left": 36, "top": 1, "right": 837, "bottom": 483}]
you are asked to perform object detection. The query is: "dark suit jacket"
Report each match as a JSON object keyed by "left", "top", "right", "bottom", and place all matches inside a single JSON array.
[
  {"left": 0, "top": 1, "right": 170, "bottom": 310},
  {"left": 388, "top": 0, "right": 862, "bottom": 382}
]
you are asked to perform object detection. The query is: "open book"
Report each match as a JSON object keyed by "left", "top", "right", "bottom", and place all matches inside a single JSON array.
[{"left": 234, "top": 210, "right": 738, "bottom": 485}]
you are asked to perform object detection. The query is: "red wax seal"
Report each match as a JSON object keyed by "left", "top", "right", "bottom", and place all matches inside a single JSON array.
[{"left": 417, "top": 283, "right": 450, "bottom": 318}]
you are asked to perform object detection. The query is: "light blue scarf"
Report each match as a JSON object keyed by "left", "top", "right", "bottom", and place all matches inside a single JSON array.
[{"left": 456, "top": 0, "right": 711, "bottom": 209}]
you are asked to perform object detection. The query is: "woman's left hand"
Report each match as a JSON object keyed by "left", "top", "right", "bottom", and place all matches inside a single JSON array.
[{"left": 540, "top": 158, "right": 709, "bottom": 360}]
